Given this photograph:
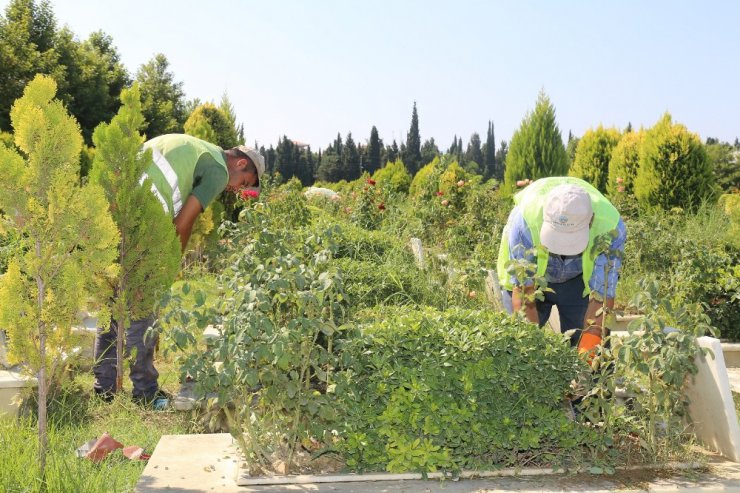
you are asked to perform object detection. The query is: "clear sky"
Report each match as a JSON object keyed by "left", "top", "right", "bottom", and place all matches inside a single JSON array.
[{"left": 4, "top": 0, "right": 740, "bottom": 150}]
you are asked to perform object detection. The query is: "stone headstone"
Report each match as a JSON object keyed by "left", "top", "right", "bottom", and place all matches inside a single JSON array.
[
  {"left": 685, "top": 336, "right": 740, "bottom": 462},
  {"left": 409, "top": 238, "right": 425, "bottom": 270}
]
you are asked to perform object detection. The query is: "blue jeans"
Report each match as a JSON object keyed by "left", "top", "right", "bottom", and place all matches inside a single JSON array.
[
  {"left": 502, "top": 275, "right": 589, "bottom": 346},
  {"left": 93, "top": 317, "right": 159, "bottom": 399}
]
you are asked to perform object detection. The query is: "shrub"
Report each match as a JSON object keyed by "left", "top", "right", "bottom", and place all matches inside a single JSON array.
[
  {"left": 569, "top": 125, "right": 621, "bottom": 194},
  {"left": 372, "top": 159, "right": 412, "bottom": 195},
  {"left": 409, "top": 156, "right": 443, "bottom": 197},
  {"left": 333, "top": 258, "right": 443, "bottom": 309},
  {"left": 635, "top": 113, "right": 716, "bottom": 211},
  {"left": 335, "top": 307, "right": 591, "bottom": 472}
]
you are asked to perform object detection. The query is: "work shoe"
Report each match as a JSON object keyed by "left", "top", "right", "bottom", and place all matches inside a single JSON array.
[
  {"left": 93, "top": 389, "right": 115, "bottom": 403},
  {"left": 133, "top": 390, "right": 172, "bottom": 411}
]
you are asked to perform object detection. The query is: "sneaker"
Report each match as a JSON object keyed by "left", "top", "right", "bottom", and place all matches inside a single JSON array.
[{"left": 134, "top": 390, "right": 172, "bottom": 410}]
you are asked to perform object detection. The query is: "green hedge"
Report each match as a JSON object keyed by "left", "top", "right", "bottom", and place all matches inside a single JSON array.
[{"left": 334, "top": 307, "right": 593, "bottom": 473}]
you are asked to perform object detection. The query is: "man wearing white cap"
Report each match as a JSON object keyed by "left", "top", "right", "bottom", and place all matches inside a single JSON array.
[
  {"left": 93, "top": 134, "right": 265, "bottom": 407},
  {"left": 496, "top": 177, "right": 627, "bottom": 355}
]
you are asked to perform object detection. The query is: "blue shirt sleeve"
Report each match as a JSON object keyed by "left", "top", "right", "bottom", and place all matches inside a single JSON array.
[
  {"left": 506, "top": 206, "right": 536, "bottom": 286},
  {"left": 588, "top": 218, "right": 627, "bottom": 299}
]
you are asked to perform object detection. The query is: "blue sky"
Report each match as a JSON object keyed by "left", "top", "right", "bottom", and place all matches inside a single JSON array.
[{"left": 4, "top": 0, "right": 739, "bottom": 149}]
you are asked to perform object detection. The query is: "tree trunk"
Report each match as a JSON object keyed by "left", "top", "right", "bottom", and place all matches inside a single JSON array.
[{"left": 35, "top": 239, "right": 48, "bottom": 477}]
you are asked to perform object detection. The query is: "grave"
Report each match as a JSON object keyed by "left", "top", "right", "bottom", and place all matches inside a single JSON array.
[{"left": 0, "top": 368, "right": 36, "bottom": 417}]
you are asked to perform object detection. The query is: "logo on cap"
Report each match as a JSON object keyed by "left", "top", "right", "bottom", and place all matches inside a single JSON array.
[{"left": 558, "top": 215, "right": 569, "bottom": 224}]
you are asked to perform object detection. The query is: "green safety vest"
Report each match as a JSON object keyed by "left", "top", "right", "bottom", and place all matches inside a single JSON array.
[
  {"left": 141, "top": 134, "right": 227, "bottom": 217},
  {"left": 496, "top": 177, "right": 620, "bottom": 295}
]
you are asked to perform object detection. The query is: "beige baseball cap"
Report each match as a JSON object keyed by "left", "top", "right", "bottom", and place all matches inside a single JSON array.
[
  {"left": 540, "top": 184, "right": 593, "bottom": 255},
  {"left": 235, "top": 146, "right": 265, "bottom": 187}
]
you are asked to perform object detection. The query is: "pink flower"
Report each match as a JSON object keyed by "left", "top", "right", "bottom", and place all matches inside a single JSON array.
[
  {"left": 435, "top": 191, "right": 444, "bottom": 196},
  {"left": 366, "top": 178, "right": 376, "bottom": 186},
  {"left": 441, "top": 199, "right": 449, "bottom": 206},
  {"left": 616, "top": 177, "right": 624, "bottom": 184},
  {"left": 617, "top": 185, "right": 625, "bottom": 193},
  {"left": 240, "top": 189, "right": 260, "bottom": 200},
  {"left": 516, "top": 179, "right": 531, "bottom": 187},
  {"left": 457, "top": 180, "right": 465, "bottom": 187}
]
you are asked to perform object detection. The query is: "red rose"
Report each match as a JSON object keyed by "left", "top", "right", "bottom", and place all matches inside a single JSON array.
[
  {"left": 367, "top": 178, "right": 376, "bottom": 186},
  {"left": 240, "top": 189, "right": 260, "bottom": 200},
  {"left": 435, "top": 191, "right": 444, "bottom": 196},
  {"left": 378, "top": 203, "right": 386, "bottom": 211}
]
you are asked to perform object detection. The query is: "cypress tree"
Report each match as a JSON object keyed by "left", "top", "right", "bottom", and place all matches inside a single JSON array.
[
  {"left": 608, "top": 129, "right": 643, "bottom": 196},
  {"left": 343, "top": 132, "right": 361, "bottom": 181},
  {"left": 635, "top": 113, "right": 716, "bottom": 211},
  {"left": 0, "top": 75, "right": 118, "bottom": 474},
  {"left": 465, "top": 132, "right": 483, "bottom": 170},
  {"left": 367, "top": 125, "right": 381, "bottom": 174},
  {"left": 483, "top": 121, "right": 496, "bottom": 179},
  {"left": 404, "top": 101, "right": 422, "bottom": 174},
  {"left": 504, "top": 91, "right": 568, "bottom": 193},
  {"left": 90, "top": 84, "right": 181, "bottom": 391},
  {"left": 569, "top": 125, "right": 621, "bottom": 193}
]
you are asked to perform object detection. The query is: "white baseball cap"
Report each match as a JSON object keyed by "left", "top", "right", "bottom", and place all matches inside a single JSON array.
[
  {"left": 235, "top": 146, "right": 265, "bottom": 187},
  {"left": 540, "top": 184, "right": 593, "bottom": 255}
]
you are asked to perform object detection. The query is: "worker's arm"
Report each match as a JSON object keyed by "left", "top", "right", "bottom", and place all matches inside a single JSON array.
[
  {"left": 583, "top": 295, "right": 615, "bottom": 337},
  {"left": 173, "top": 195, "right": 203, "bottom": 252},
  {"left": 512, "top": 284, "right": 539, "bottom": 325}
]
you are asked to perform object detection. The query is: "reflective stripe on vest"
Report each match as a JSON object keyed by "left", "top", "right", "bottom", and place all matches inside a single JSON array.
[
  {"left": 496, "top": 177, "right": 620, "bottom": 296},
  {"left": 140, "top": 135, "right": 227, "bottom": 217}
]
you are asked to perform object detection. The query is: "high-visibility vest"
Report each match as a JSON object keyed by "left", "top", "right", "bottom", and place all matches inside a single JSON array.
[
  {"left": 496, "top": 177, "right": 620, "bottom": 296},
  {"left": 141, "top": 134, "right": 227, "bottom": 217}
]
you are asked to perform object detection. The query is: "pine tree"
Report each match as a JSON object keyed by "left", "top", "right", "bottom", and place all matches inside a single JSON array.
[
  {"left": 569, "top": 125, "right": 621, "bottom": 193},
  {"left": 367, "top": 125, "right": 381, "bottom": 174},
  {"left": 495, "top": 140, "right": 509, "bottom": 179},
  {"left": 635, "top": 113, "right": 717, "bottom": 211},
  {"left": 404, "top": 101, "right": 422, "bottom": 174},
  {"left": 386, "top": 139, "right": 399, "bottom": 163},
  {"left": 483, "top": 121, "right": 496, "bottom": 179},
  {"left": 0, "top": 75, "right": 118, "bottom": 474},
  {"left": 316, "top": 149, "right": 342, "bottom": 182},
  {"left": 89, "top": 84, "right": 181, "bottom": 391},
  {"left": 504, "top": 91, "right": 568, "bottom": 193}
]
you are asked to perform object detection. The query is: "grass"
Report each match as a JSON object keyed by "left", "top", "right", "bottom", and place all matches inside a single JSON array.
[{"left": 0, "top": 355, "right": 197, "bottom": 493}]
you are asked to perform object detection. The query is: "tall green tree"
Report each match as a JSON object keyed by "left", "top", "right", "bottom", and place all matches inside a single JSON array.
[
  {"left": 635, "top": 113, "right": 716, "bottom": 211},
  {"left": 0, "top": 0, "right": 59, "bottom": 130},
  {"left": 705, "top": 139, "right": 739, "bottom": 192},
  {"left": 184, "top": 102, "right": 239, "bottom": 149},
  {"left": 495, "top": 140, "right": 509, "bottom": 179},
  {"left": 504, "top": 91, "right": 568, "bottom": 193},
  {"left": 420, "top": 137, "right": 439, "bottom": 167},
  {"left": 316, "top": 149, "right": 342, "bottom": 182},
  {"left": 219, "top": 92, "right": 245, "bottom": 145},
  {"left": 90, "top": 84, "right": 181, "bottom": 391},
  {"left": 465, "top": 132, "right": 483, "bottom": 170},
  {"left": 55, "top": 29, "right": 130, "bottom": 143},
  {"left": 0, "top": 75, "right": 118, "bottom": 475},
  {"left": 404, "top": 101, "right": 422, "bottom": 175},
  {"left": 343, "top": 132, "right": 361, "bottom": 181},
  {"left": 483, "top": 121, "right": 496, "bottom": 179},
  {"left": 386, "top": 139, "right": 399, "bottom": 163},
  {"left": 136, "top": 53, "right": 186, "bottom": 138},
  {"left": 274, "top": 136, "right": 296, "bottom": 182},
  {"left": 566, "top": 130, "right": 579, "bottom": 166},
  {"left": 569, "top": 125, "right": 621, "bottom": 193},
  {"left": 367, "top": 125, "right": 381, "bottom": 174}
]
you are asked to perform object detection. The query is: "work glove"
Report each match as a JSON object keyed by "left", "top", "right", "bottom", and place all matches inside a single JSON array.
[{"left": 577, "top": 330, "right": 602, "bottom": 363}]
